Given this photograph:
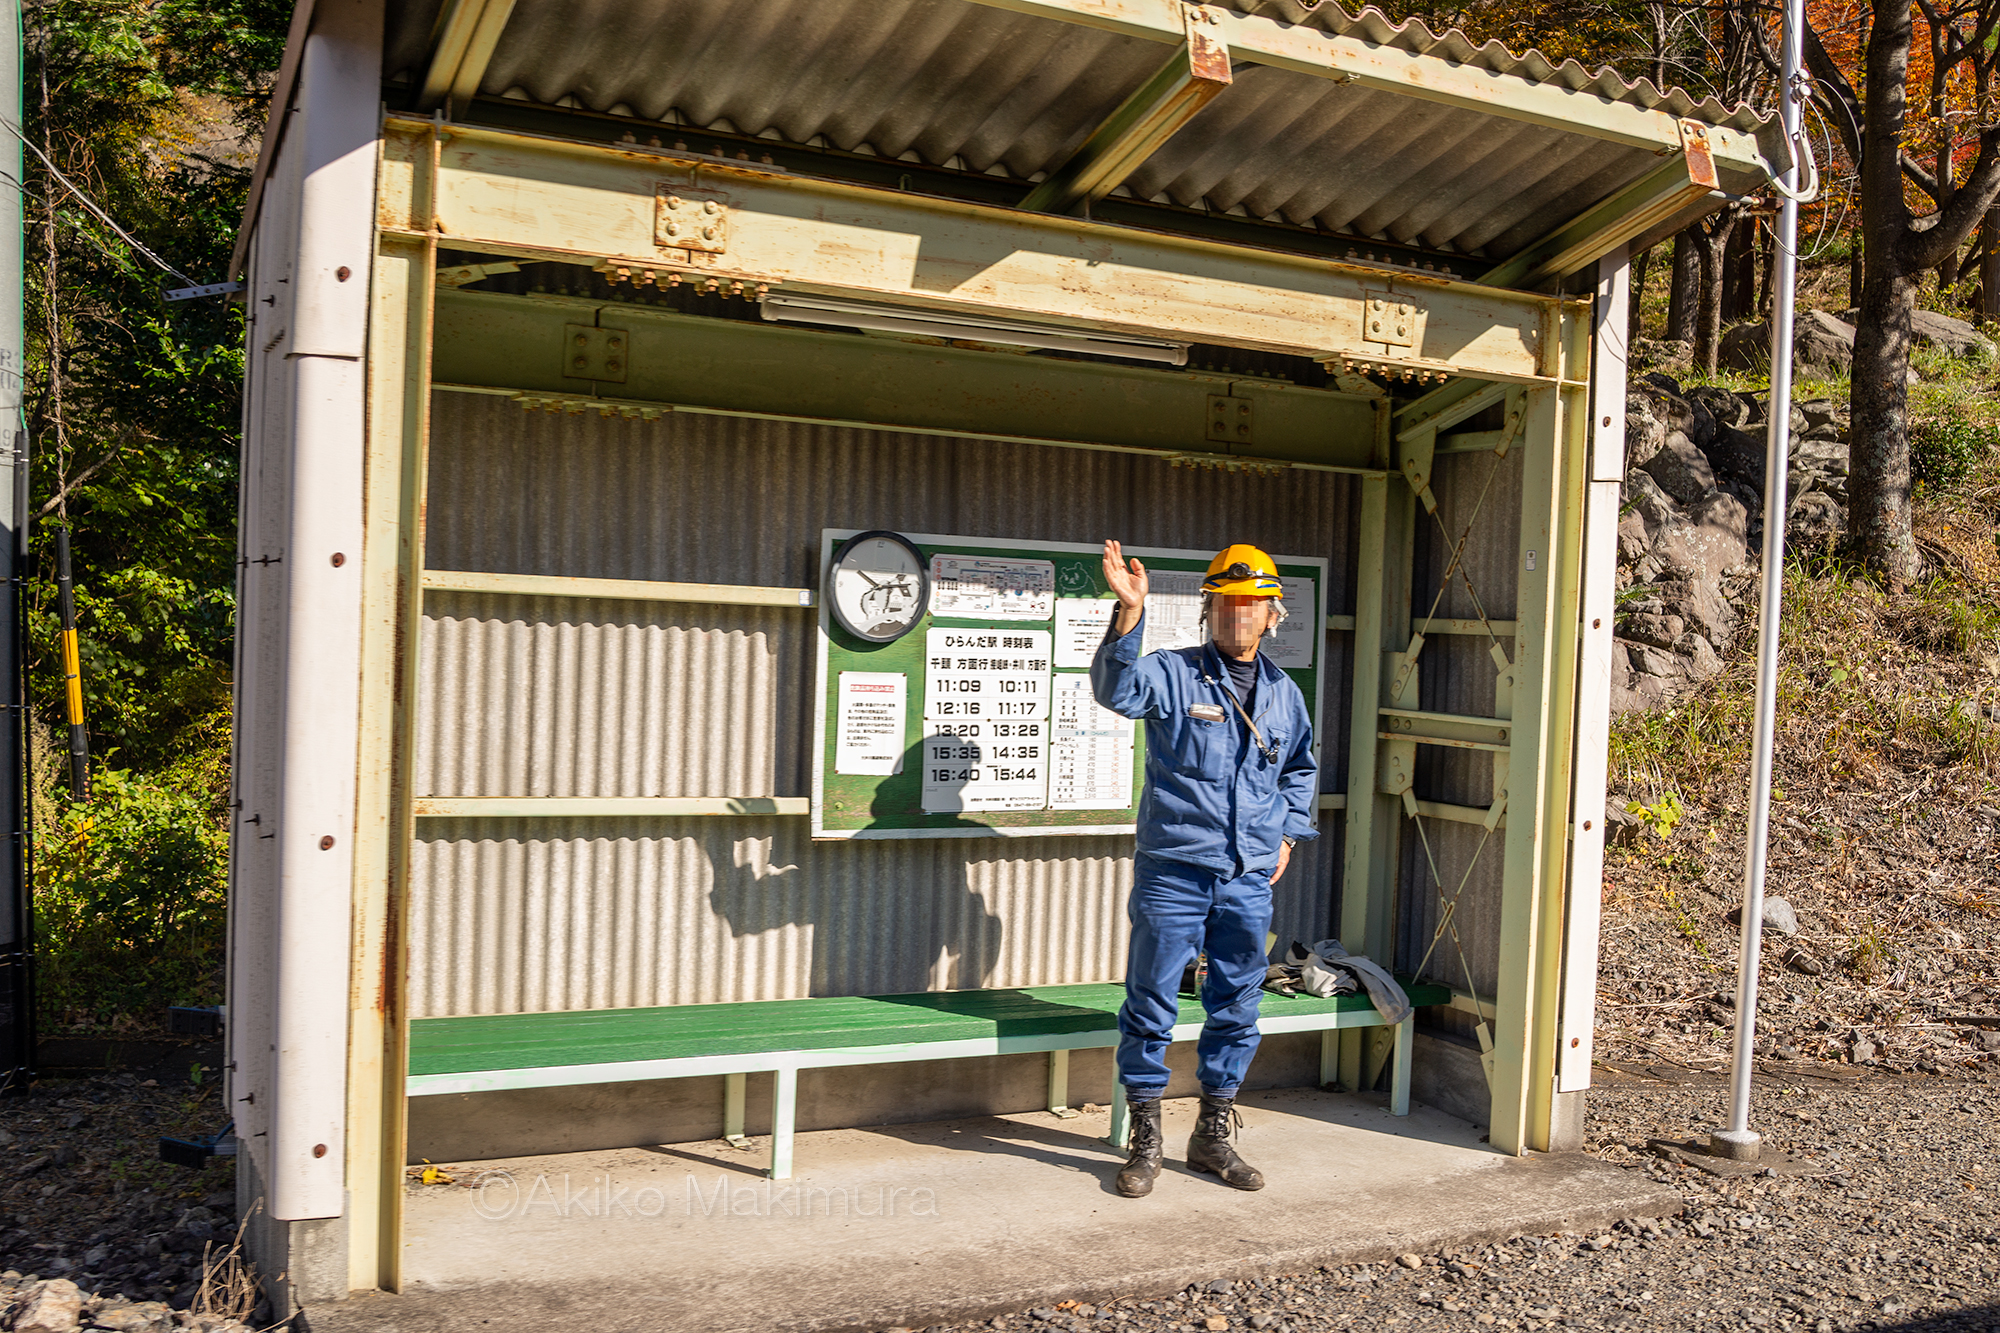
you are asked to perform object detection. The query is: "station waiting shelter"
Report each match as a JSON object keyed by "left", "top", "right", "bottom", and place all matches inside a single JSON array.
[{"left": 223, "top": 0, "right": 1779, "bottom": 1313}]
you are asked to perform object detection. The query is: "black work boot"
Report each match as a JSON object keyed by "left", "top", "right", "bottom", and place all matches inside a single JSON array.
[
  {"left": 1115, "top": 1097, "right": 1165, "bottom": 1197},
  {"left": 1186, "top": 1094, "right": 1264, "bottom": 1190}
]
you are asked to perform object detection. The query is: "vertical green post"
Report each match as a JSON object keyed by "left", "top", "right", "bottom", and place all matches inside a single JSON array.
[
  {"left": 1488, "top": 303, "right": 1592, "bottom": 1156},
  {"left": 1339, "top": 472, "right": 1387, "bottom": 954},
  {"left": 1339, "top": 399, "right": 1415, "bottom": 1090}
]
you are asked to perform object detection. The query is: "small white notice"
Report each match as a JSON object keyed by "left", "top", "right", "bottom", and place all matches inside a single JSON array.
[
  {"left": 930, "top": 555, "right": 1055, "bottom": 621},
  {"left": 1053, "top": 598, "right": 1116, "bottom": 668},
  {"left": 1048, "top": 674, "right": 1134, "bottom": 810},
  {"left": 1263, "top": 576, "right": 1319, "bottom": 668},
  {"left": 1140, "top": 570, "right": 1206, "bottom": 656},
  {"left": 834, "top": 672, "right": 907, "bottom": 775},
  {"left": 920, "top": 718, "right": 1049, "bottom": 812},
  {"left": 923, "top": 628, "right": 1052, "bottom": 722}
]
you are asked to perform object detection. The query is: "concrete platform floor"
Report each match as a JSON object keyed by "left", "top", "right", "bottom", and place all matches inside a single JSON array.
[{"left": 305, "top": 1087, "right": 1678, "bottom": 1333}]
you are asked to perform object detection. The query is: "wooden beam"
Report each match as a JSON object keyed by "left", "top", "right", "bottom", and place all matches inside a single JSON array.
[
  {"left": 1557, "top": 249, "right": 1628, "bottom": 1095},
  {"left": 427, "top": 289, "right": 1386, "bottom": 472},
  {"left": 1340, "top": 470, "right": 1392, "bottom": 960},
  {"left": 1478, "top": 126, "right": 1726, "bottom": 291}
]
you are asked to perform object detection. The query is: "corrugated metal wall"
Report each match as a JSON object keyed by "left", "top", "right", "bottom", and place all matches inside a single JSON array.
[
  {"left": 410, "top": 393, "right": 1360, "bottom": 1016},
  {"left": 409, "top": 817, "right": 1339, "bottom": 1015},
  {"left": 1394, "top": 445, "right": 1523, "bottom": 1001}
]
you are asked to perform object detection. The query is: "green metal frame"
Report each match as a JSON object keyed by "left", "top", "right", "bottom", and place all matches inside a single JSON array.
[
  {"left": 1334, "top": 303, "right": 1590, "bottom": 1157},
  {"left": 374, "top": 117, "right": 1600, "bottom": 1246},
  {"left": 1018, "top": 7, "right": 1231, "bottom": 215},
  {"left": 429, "top": 290, "right": 1386, "bottom": 472}
]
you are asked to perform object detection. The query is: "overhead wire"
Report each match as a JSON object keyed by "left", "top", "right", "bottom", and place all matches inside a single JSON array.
[{"left": 0, "top": 116, "right": 193, "bottom": 285}]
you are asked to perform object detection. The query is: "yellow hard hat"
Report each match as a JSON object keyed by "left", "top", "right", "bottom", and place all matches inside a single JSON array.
[{"left": 1202, "top": 544, "right": 1282, "bottom": 596}]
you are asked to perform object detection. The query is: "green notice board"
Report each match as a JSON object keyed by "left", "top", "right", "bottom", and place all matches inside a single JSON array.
[{"left": 811, "top": 530, "right": 1327, "bottom": 840}]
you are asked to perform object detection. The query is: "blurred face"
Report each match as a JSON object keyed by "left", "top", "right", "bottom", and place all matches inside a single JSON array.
[{"left": 1211, "top": 594, "right": 1278, "bottom": 660}]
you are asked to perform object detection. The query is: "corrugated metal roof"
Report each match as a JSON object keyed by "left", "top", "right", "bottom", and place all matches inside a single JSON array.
[
  {"left": 1233, "top": 2, "right": 1763, "bottom": 132},
  {"left": 380, "top": 0, "right": 1770, "bottom": 263}
]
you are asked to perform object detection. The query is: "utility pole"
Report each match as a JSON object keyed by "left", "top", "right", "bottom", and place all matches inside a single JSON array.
[{"left": 0, "top": 0, "right": 30, "bottom": 1097}]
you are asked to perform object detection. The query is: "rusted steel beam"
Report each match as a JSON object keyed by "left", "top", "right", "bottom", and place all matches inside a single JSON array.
[
  {"left": 1478, "top": 121, "right": 1729, "bottom": 291},
  {"left": 381, "top": 118, "right": 1579, "bottom": 385},
  {"left": 961, "top": 0, "right": 1782, "bottom": 187}
]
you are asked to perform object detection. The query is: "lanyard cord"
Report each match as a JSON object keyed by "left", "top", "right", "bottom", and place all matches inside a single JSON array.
[{"left": 1210, "top": 647, "right": 1280, "bottom": 764}]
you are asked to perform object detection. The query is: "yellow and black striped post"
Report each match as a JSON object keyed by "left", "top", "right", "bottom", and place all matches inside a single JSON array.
[{"left": 55, "top": 528, "right": 87, "bottom": 801}]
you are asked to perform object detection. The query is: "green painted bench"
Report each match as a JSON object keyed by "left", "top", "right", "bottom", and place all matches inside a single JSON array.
[{"left": 407, "top": 980, "right": 1446, "bottom": 1179}]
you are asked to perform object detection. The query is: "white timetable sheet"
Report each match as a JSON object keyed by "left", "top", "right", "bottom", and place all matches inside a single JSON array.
[
  {"left": 1048, "top": 673, "right": 1134, "bottom": 810},
  {"left": 920, "top": 718, "right": 1049, "bottom": 813},
  {"left": 922, "top": 628, "right": 1052, "bottom": 721},
  {"left": 1265, "top": 576, "right": 1319, "bottom": 668},
  {"left": 1140, "top": 570, "right": 1206, "bottom": 656}
]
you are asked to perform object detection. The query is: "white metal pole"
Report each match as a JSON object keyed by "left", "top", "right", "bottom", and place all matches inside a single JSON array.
[
  {"left": 1712, "top": 0, "right": 1806, "bottom": 1164},
  {"left": 0, "top": 0, "right": 26, "bottom": 1097}
]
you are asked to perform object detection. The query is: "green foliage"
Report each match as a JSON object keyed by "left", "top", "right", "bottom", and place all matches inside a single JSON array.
[
  {"left": 23, "top": 0, "right": 289, "bottom": 1025},
  {"left": 32, "top": 710, "right": 232, "bottom": 1026},
  {"left": 27, "top": 0, "right": 287, "bottom": 768},
  {"left": 1661, "top": 887, "right": 1708, "bottom": 956},
  {"left": 1909, "top": 413, "right": 1998, "bottom": 491},
  {"left": 1625, "top": 791, "right": 1686, "bottom": 839},
  {"left": 1904, "top": 578, "right": 2000, "bottom": 657}
]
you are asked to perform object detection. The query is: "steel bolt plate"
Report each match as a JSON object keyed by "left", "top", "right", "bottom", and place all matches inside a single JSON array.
[
  {"left": 656, "top": 184, "right": 730, "bottom": 253},
  {"left": 561, "top": 324, "right": 631, "bottom": 383}
]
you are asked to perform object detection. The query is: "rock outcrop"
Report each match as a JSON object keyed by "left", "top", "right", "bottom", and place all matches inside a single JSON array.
[
  {"left": 1720, "top": 309, "right": 1858, "bottom": 374},
  {"left": 1611, "top": 372, "right": 1851, "bottom": 714}
]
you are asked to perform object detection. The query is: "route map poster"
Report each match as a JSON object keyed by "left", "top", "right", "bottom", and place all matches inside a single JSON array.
[{"left": 812, "top": 531, "right": 1327, "bottom": 840}]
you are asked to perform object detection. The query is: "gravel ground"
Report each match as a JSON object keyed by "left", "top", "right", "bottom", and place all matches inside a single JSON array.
[
  {"left": 0, "top": 1055, "right": 244, "bottom": 1330},
  {"left": 901, "top": 1064, "right": 2000, "bottom": 1333}
]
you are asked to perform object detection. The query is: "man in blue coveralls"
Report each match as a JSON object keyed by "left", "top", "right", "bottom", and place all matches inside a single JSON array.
[{"left": 1092, "top": 539, "right": 1319, "bottom": 1197}]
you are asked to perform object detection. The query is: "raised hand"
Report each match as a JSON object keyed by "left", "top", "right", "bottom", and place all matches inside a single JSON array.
[
  {"left": 1103, "top": 539, "right": 1148, "bottom": 638},
  {"left": 1102, "top": 539, "right": 1149, "bottom": 610}
]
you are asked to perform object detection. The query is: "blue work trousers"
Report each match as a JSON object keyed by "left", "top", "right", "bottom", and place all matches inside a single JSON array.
[{"left": 1117, "top": 854, "right": 1273, "bottom": 1100}]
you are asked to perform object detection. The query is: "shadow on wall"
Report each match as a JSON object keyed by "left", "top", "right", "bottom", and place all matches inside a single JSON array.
[{"left": 704, "top": 740, "right": 1004, "bottom": 995}]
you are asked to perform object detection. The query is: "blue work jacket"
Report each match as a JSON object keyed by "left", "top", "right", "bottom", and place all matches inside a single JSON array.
[{"left": 1091, "top": 612, "right": 1319, "bottom": 876}]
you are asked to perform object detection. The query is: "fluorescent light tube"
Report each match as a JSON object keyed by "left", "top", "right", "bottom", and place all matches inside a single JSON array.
[{"left": 758, "top": 294, "right": 1189, "bottom": 366}]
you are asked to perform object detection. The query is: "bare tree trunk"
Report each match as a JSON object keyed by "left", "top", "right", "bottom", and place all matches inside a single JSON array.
[
  {"left": 1846, "top": 0, "right": 1924, "bottom": 586},
  {"left": 1693, "top": 210, "right": 1740, "bottom": 372},
  {"left": 1629, "top": 245, "right": 1652, "bottom": 343},
  {"left": 1850, "top": 268, "right": 1921, "bottom": 584},
  {"left": 1757, "top": 218, "right": 1775, "bottom": 320},
  {"left": 1851, "top": 242, "right": 1864, "bottom": 310},
  {"left": 1667, "top": 229, "right": 1700, "bottom": 344},
  {"left": 1721, "top": 221, "right": 1756, "bottom": 322},
  {"left": 1982, "top": 208, "right": 2000, "bottom": 317}
]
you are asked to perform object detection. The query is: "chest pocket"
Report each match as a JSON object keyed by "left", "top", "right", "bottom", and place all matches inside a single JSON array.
[{"left": 1179, "top": 713, "right": 1227, "bottom": 774}]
